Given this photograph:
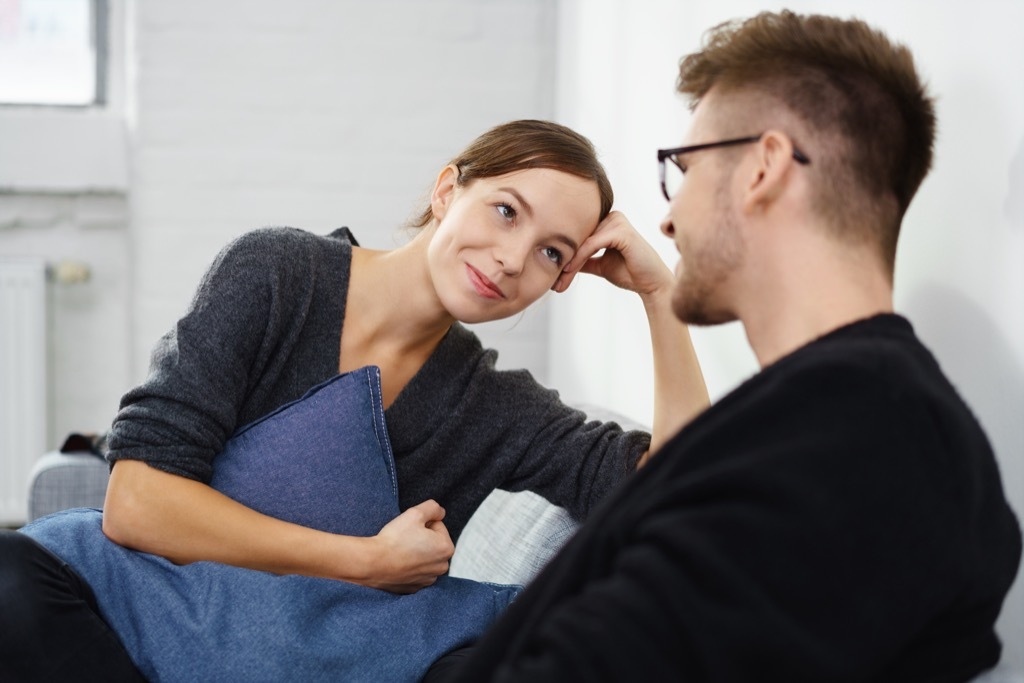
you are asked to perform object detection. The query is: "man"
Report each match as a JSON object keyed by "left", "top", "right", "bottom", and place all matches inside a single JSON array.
[{"left": 429, "top": 10, "right": 1022, "bottom": 682}]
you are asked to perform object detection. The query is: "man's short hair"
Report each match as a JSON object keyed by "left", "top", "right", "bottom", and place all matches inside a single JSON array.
[{"left": 677, "top": 11, "right": 936, "bottom": 269}]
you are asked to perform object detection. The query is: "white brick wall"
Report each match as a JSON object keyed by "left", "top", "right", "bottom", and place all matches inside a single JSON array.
[
  {"left": 0, "top": 194, "right": 132, "bottom": 449},
  {"left": 130, "top": 0, "right": 558, "bottom": 384},
  {"left": 0, "top": 0, "right": 558, "bottom": 457}
]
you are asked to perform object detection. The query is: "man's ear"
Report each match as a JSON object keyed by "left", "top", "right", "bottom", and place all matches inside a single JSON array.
[
  {"left": 430, "top": 165, "right": 459, "bottom": 222},
  {"left": 741, "top": 130, "right": 796, "bottom": 214}
]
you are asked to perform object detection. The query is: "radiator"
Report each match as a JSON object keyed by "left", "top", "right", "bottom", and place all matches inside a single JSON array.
[{"left": 0, "top": 258, "right": 47, "bottom": 526}]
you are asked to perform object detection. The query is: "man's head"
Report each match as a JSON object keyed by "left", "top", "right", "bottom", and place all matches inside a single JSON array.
[{"left": 663, "top": 11, "right": 935, "bottom": 324}]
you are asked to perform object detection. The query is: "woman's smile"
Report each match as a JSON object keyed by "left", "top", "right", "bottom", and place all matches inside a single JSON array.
[{"left": 466, "top": 264, "right": 506, "bottom": 300}]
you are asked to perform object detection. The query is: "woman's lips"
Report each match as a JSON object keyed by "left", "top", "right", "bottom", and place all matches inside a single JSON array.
[{"left": 466, "top": 264, "right": 506, "bottom": 300}]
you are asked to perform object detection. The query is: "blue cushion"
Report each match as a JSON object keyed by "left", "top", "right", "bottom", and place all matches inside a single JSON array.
[
  {"left": 21, "top": 367, "right": 519, "bottom": 682},
  {"left": 209, "top": 367, "right": 399, "bottom": 537}
]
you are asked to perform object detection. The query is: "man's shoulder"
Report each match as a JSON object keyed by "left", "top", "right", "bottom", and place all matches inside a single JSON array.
[
  {"left": 663, "top": 313, "right": 991, "bottom": 479},
  {"left": 768, "top": 313, "right": 950, "bottom": 405}
]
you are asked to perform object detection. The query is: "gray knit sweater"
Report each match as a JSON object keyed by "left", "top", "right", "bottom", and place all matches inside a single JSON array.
[{"left": 107, "top": 227, "right": 649, "bottom": 541}]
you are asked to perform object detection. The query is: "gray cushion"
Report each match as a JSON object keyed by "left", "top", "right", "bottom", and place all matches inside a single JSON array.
[
  {"left": 450, "top": 489, "right": 579, "bottom": 585},
  {"left": 450, "top": 404, "right": 650, "bottom": 586},
  {"left": 972, "top": 664, "right": 1024, "bottom": 683}
]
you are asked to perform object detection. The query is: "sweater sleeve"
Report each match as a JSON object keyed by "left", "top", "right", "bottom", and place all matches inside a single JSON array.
[
  {"left": 106, "top": 228, "right": 320, "bottom": 482},
  {"left": 384, "top": 323, "right": 652, "bottom": 536},
  {"left": 482, "top": 364, "right": 650, "bottom": 521}
]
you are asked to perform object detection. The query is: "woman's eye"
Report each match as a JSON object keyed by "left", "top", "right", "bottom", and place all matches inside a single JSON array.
[
  {"left": 497, "top": 203, "right": 517, "bottom": 222},
  {"left": 543, "top": 246, "right": 564, "bottom": 266}
]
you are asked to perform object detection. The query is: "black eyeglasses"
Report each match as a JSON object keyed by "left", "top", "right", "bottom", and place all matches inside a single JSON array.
[{"left": 657, "top": 134, "right": 811, "bottom": 201}]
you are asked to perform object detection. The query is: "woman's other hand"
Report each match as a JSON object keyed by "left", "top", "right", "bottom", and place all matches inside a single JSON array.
[
  {"left": 366, "top": 500, "right": 455, "bottom": 594},
  {"left": 546, "top": 210, "right": 710, "bottom": 455},
  {"left": 552, "top": 211, "right": 673, "bottom": 300}
]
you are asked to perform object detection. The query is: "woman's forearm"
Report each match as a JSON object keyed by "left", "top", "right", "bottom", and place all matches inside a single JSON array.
[
  {"left": 103, "top": 460, "right": 372, "bottom": 578},
  {"left": 553, "top": 211, "right": 709, "bottom": 461},
  {"left": 102, "top": 460, "right": 452, "bottom": 592},
  {"left": 641, "top": 288, "right": 709, "bottom": 457}
]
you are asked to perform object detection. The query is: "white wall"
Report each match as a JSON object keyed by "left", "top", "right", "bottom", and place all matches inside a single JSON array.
[
  {"left": 0, "top": 0, "right": 559, "bottom": 462},
  {"left": 0, "top": 0, "right": 132, "bottom": 452},
  {"left": 128, "top": 0, "right": 558, "bottom": 384},
  {"left": 551, "top": 0, "right": 1024, "bottom": 669}
]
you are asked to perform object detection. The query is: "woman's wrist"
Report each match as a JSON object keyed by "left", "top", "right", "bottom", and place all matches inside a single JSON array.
[
  {"left": 639, "top": 280, "right": 674, "bottom": 313},
  {"left": 328, "top": 534, "right": 379, "bottom": 585}
]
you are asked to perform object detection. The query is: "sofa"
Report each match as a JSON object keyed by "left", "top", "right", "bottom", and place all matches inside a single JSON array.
[
  {"left": 26, "top": 403, "right": 642, "bottom": 581},
  {"left": 24, "top": 409, "right": 1024, "bottom": 682}
]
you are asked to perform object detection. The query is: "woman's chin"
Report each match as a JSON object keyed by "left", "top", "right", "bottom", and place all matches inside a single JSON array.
[
  {"left": 444, "top": 300, "right": 522, "bottom": 325},
  {"left": 452, "top": 309, "right": 513, "bottom": 325},
  {"left": 439, "top": 285, "right": 545, "bottom": 325}
]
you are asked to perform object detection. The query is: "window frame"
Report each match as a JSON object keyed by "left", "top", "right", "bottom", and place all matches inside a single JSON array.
[{"left": 0, "top": 0, "right": 127, "bottom": 194}]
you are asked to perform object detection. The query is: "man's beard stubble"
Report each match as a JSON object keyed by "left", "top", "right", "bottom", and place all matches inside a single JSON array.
[{"left": 670, "top": 187, "right": 744, "bottom": 327}]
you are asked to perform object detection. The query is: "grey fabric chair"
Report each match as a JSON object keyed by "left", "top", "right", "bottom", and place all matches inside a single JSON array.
[
  {"left": 23, "top": 418, "right": 1023, "bottom": 683},
  {"left": 973, "top": 664, "right": 1024, "bottom": 683},
  {"left": 27, "top": 450, "right": 109, "bottom": 522}
]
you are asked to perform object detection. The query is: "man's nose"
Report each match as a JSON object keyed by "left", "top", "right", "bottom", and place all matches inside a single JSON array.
[{"left": 660, "top": 215, "right": 675, "bottom": 237}]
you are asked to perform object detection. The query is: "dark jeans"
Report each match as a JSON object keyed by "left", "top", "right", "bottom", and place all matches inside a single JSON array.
[
  {"left": 423, "top": 646, "right": 476, "bottom": 682},
  {"left": 0, "top": 530, "right": 146, "bottom": 683}
]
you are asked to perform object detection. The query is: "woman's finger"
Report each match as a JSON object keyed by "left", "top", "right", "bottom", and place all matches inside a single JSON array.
[{"left": 563, "top": 220, "right": 629, "bottom": 275}]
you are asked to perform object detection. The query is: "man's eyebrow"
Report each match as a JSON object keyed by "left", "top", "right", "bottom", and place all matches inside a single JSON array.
[{"left": 498, "top": 186, "right": 579, "bottom": 252}]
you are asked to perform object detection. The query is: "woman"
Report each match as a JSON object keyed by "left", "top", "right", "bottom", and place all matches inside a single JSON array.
[{"left": 0, "top": 120, "right": 707, "bottom": 681}]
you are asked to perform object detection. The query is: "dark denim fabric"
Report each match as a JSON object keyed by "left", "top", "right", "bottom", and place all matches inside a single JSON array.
[{"left": 21, "top": 367, "right": 520, "bottom": 682}]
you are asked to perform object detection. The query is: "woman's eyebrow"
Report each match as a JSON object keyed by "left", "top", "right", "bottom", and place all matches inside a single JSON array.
[{"left": 553, "top": 234, "right": 579, "bottom": 253}]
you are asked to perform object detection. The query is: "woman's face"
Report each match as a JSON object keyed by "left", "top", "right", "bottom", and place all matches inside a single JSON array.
[{"left": 426, "top": 166, "right": 601, "bottom": 324}]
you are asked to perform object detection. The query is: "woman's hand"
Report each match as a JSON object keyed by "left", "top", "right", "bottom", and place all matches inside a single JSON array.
[
  {"left": 548, "top": 210, "right": 710, "bottom": 455},
  {"left": 553, "top": 211, "right": 673, "bottom": 299},
  {"left": 364, "top": 500, "right": 455, "bottom": 594}
]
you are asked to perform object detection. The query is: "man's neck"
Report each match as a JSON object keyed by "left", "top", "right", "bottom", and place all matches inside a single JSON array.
[{"left": 736, "top": 235, "right": 894, "bottom": 368}]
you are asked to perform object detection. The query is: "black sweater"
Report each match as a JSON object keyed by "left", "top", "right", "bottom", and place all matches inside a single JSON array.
[
  {"left": 446, "top": 314, "right": 1022, "bottom": 682},
  {"left": 106, "top": 227, "right": 648, "bottom": 541}
]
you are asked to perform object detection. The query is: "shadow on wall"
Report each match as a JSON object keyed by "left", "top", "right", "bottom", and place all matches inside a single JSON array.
[
  {"left": 1006, "top": 135, "right": 1024, "bottom": 231},
  {"left": 905, "top": 284, "right": 1024, "bottom": 492},
  {"left": 904, "top": 283, "right": 1024, "bottom": 668}
]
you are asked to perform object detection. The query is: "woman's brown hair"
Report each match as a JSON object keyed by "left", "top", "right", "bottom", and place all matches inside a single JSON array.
[{"left": 410, "top": 119, "right": 613, "bottom": 228}]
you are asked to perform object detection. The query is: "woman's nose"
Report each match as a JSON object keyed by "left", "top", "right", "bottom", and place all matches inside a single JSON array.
[{"left": 495, "top": 239, "right": 528, "bottom": 276}]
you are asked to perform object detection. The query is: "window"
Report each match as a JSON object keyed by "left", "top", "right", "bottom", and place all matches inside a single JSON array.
[{"left": 0, "top": 0, "right": 107, "bottom": 106}]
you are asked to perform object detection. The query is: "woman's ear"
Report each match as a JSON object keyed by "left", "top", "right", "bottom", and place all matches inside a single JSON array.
[
  {"left": 430, "top": 165, "right": 459, "bottom": 222},
  {"left": 741, "top": 130, "right": 796, "bottom": 214}
]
